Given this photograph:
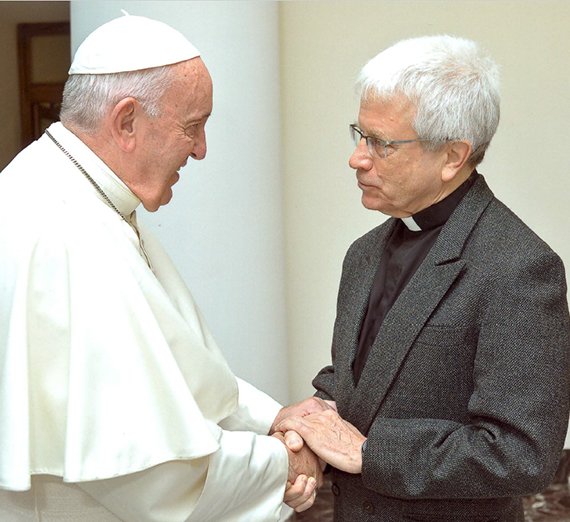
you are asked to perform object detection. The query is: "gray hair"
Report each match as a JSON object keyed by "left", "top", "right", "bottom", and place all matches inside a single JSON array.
[
  {"left": 356, "top": 35, "right": 500, "bottom": 166},
  {"left": 60, "top": 64, "right": 176, "bottom": 133}
]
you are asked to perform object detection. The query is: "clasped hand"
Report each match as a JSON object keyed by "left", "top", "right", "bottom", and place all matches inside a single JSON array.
[
  {"left": 270, "top": 397, "right": 330, "bottom": 512},
  {"left": 274, "top": 398, "right": 367, "bottom": 475},
  {"left": 270, "top": 397, "right": 366, "bottom": 513}
]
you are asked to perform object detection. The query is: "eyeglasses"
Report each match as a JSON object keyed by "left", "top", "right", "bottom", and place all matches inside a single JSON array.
[{"left": 349, "top": 124, "right": 430, "bottom": 159}]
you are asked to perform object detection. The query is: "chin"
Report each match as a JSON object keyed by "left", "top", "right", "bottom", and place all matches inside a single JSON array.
[
  {"left": 140, "top": 185, "right": 175, "bottom": 212},
  {"left": 361, "top": 196, "right": 395, "bottom": 217},
  {"left": 159, "top": 189, "right": 174, "bottom": 208},
  {"left": 361, "top": 195, "right": 381, "bottom": 211},
  {"left": 142, "top": 200, "right": 161, "bottom": 212}
]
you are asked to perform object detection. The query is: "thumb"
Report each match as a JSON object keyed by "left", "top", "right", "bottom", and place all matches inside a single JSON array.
[{"left": 284, "top": 430, "right": 304, "bottom": 451}]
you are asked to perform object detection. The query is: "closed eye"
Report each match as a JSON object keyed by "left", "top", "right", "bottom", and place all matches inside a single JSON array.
[{"left": 184, "top": 124, "right": 200, "bottom": 139}]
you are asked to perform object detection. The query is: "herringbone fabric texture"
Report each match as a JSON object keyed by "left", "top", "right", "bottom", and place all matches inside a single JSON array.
[{"left": 313, "top": 175, "right": 570, "bottom": 522}]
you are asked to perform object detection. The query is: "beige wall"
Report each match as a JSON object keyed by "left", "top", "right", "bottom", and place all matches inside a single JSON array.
[
  {"left": 280, "top": 1, "right": 570, "bottom": 402},
  {"left": 0, "top": 1, "right": 70, "bottom": 171}
]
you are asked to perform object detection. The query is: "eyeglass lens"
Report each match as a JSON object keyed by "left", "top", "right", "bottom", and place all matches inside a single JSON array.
[{"left": 350, "top": 125, "right": 385, "bottom": 158}]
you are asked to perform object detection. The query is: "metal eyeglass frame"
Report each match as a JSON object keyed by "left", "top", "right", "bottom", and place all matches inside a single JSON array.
[{"left": 349, "top": 124, "right": 430, "bottom": 159}]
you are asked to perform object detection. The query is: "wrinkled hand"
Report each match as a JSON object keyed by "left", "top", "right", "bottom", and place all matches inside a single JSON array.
[
  {"left": 275, "top": 409, "right": 367, "bottom": 474},
  {"left": 272, "top": 431, "right": 323, "bottom": 512},
  {"left": 270, "top": 397, "right": 334, "bottom": 436},
  {"left": 323, "top": 400, "right": 337, "bottom": 412},
  {"left": 271, "top": 397, "right": 336, "bottom": 453}
]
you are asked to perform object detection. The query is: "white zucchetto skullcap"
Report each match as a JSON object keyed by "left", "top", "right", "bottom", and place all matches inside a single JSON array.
[{"left": 69, "top": 14, "right": 200, "bottom": 75}]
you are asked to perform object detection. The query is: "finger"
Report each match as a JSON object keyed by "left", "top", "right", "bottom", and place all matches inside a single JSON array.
[
  {"left": 294, "top": 487, "right": 318, "bottom": 513},
  {"left": 284, "top": 430, "right": 304, "bottom": 451},
  {"left": 285, "top": 476, "right": 318, "bottom": 509},
  {"left": 284, "top": 474, "right": 308, "bottom": 504},
  {"left": 274, "top": 416, "right": 305, "bottom": 434}
]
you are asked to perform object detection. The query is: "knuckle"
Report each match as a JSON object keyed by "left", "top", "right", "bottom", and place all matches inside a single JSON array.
[{"left": 306, "top": 397, "right": 321, "bottom": 410}]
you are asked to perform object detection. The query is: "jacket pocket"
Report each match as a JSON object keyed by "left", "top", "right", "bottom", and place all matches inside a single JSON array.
[{"left": 413, "top": 324, "right": 474, "bottom": 347}]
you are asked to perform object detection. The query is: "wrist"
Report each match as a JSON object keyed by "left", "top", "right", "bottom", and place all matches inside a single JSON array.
[{"left": 269, "top": 410, "right": 283, "bottom": 435}]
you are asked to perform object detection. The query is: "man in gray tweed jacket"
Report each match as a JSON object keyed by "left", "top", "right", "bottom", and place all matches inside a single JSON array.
[{"left": 275, "top": 35, "right": 570, "bottom": 521}]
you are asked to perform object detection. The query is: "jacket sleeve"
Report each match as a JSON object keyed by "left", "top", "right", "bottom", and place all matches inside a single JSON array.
[
  {"left": 361, "top": 249, "right": 570, "bottom": 499},
  {"left": 312, "top": 238, "right": 364, "bottom": 402},
  {"left": 313, "top": 365, "right": 336, "bottom": 401}
]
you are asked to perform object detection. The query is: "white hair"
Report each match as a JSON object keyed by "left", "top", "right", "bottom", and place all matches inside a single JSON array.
[
  {"left": 356, "top": 35, "right": 500, "bottom": 166},
  {"left": 60, "top": 64, "right": 176, "bottom": 133}
]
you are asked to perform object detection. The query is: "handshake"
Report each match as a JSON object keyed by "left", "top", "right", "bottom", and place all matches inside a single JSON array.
[{"left": 269, "top": 397, "right": 367, "bottom": 513}]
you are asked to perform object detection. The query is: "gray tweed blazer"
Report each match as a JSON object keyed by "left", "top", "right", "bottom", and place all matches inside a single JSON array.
[{"left": 314, "top": 174, "right": 570, "bottom": 522}]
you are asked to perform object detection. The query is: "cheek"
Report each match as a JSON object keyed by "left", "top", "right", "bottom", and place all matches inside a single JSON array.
[
  {"left": 162, "top": 147, "right": 186, "bottom": 173},
  {"left": 372, "top": 159, "right": 405, "bottom": 185},
  {"left": 175, "top": 140, "right": 194, "bottom": 162}
]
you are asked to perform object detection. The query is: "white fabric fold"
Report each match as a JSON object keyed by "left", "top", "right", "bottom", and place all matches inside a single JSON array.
[
  {"left": 0, "top": 390, "right": 289, "bottom": 522},
  {"left": 219, "top": 378, "right": 283, "bottom": 434},
  {"left": 77, "top": 428, "right": 288, "bottom": 522}
]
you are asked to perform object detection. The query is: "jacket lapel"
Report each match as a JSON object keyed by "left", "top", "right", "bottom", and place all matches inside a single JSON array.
[{"left": 344, "top": 175, "right": 495, "bottom": 434}]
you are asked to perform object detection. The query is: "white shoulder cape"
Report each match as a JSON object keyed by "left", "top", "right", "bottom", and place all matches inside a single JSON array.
[{"left": 0, "top": 123, "right": 239, "bottom": 491}]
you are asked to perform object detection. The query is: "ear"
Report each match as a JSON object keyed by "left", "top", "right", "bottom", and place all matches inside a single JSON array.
[
  {"left": 109, "top": 97, "right": 140, "bottom": 153},
  {"left": 441, "top": 140, "right": 472, "bottom": 183}
]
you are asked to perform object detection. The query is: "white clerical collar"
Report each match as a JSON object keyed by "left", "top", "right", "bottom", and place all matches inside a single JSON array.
[
  {"left": 399, "top": 173, "right": 479, "bottom": 232},
  {"left": 401, "top": 216, "right": 422, "bottom": 232},
  {"left": 46, "top": 122, "right": 141, "bottom": 217}
]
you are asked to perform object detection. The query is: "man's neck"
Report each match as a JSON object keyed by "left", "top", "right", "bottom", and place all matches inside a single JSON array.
[
  {"left": 62, "top": 121, "right": 127, "bottom": 185},
  {"left": 440, "top": 164, "right": 475, "bottom": 202}
]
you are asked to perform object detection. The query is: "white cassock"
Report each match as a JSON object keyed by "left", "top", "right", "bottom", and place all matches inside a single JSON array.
[{"left": 0, "top": 122, "right": 290, "bottom": 522}]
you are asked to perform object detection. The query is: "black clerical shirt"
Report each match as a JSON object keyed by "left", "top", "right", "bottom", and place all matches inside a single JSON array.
[{"left": 352, "top": 172, "right": 478, "bottom": 385}]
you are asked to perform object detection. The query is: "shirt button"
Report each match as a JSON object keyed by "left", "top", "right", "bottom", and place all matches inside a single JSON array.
[
  {"left": 331, "top": 483, "right": 341, "bottom": 496},
  {"left": 363, "top": 500, "right": 375, "bottom": 514}
]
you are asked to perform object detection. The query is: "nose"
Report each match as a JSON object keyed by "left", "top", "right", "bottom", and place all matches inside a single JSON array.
[
  {"left": 349, "top": 139, "right": 373, "bottom": 171},
  {"left": 190, "top": 128, "right": 207, "bottom": 160}
]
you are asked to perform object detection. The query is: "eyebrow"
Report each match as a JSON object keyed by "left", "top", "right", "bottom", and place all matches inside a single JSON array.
[{"left": 185, "top": 112, "right": 212, "bottom": 126}]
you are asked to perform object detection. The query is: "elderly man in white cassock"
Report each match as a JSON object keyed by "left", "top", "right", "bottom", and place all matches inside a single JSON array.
[{"left": 0, "top": 14, "right": 324, "bottom": 522}]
